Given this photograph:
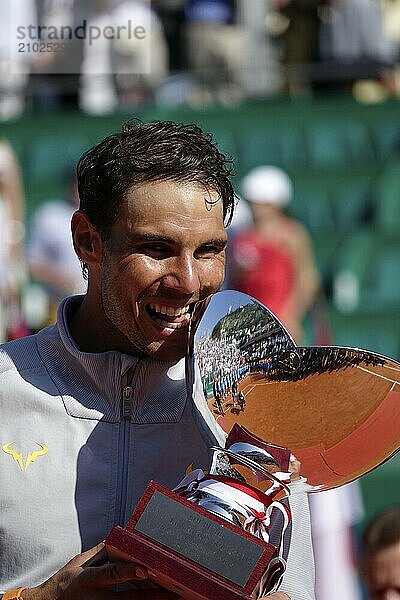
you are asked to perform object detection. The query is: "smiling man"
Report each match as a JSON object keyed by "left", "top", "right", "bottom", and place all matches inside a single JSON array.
[
  {"left": 70, "top": 178, "right": 227, "bottom": 361},
  {"left": 0, "top": 121, "right": 314, "bottom": 600}
]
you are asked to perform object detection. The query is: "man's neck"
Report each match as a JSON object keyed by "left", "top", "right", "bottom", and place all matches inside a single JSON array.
[{"left": 68, "top": 294, "right": 142, "bottom": 356}]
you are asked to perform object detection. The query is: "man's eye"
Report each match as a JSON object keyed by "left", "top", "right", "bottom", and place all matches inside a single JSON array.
[
  {"left": 197, "top": 245, "right": 225, "bottom": 256},
  {"left": 142, "top": 244, "right": 169, "bottom": 257}
]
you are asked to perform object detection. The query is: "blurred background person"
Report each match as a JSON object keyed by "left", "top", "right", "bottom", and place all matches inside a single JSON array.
[
  {"left": 29, "top": 0, "right": 83, "bottom": 112},
  {"left": 27, "top": 170, "right": 86, "bottom": 328},
  {"left": 0, "top": 140, "right": 27, "bottom": 340},
  {"left": 183, "top": 0, "right": 247, "bottom": 103},
  {"left": 276, "top": 0, "right": 324, "bottom": 94},
  {"left": 230, "top": 165, "right": 320, "bottom": 343},
  {"left": 310, "top": 483, "right": 364, "bottom": 600},
  {"left": 319, "top": 0, "right": 397, "bottom": 95},
  {"left": 223, "top": 194, "right": 253, "bottom": 289},
  {"left": 359, "top": 505, "right": 400, "bottom": 599},
  {"left": 0, "top": 0, "right": 36, "bottom": 120},
  {"left": 79, "top": 0, "right": 169, "bottom": 114}
]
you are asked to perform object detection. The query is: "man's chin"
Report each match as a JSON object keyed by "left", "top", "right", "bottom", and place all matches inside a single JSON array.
[{"left": 146, "top": 336, "right": 188, "bottom": 363}]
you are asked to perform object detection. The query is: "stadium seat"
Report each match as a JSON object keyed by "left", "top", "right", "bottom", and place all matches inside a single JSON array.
[
  {"left": 237, "top": 124, "right": 306, "bottom": 171},
  {"left": 329, "top": 308, "right": 400, "bottom": 359},
  {"left": 208, "top": 127, "right": 238, "bottom": 163},
  {"left": 289, "top": 165, "right": 376, "bottom": 231},
  {"left": 361, "top": 239, "right": 400, "bottom": 311},
  {"left": 27, "top": 134, "right": 89, "bottom": 183},
  {"left": 305, "top": 120, "right": 374, "bottom": 167},
  {"left": 292, "top": 188, "right": 335, "bottom": 232},
  {"left": 370, "top": 119, "right": 400, "bottom": 160},
  {"left": 373, "top": 160, "right": 400, "bottom": 234},
  {"left": 331, "top": 178, "right": 371, "bottom": 230},
  {"left": 333, "top": 231, "right": 400, "bottom": 314},
  {"left": 310, "top": 232, "right": 344, "bottom": 286},
  {"left": 290, "top": 178, "right": 335, "bottom": 232},
  {"left": 24, "top": 181, "right": 68, "bottom": 220}
]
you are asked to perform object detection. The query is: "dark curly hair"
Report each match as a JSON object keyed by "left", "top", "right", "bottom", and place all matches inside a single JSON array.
[
  {"left": 77, "top": 120, "right": 236, "bottom": 239},
  {"left": 359, "top": 505, "right": 400, "bottom": 579}
]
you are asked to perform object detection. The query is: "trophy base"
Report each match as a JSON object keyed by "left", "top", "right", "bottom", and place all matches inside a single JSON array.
[{"left": 106, "top": 481, "right": 277, "bottom": 600}]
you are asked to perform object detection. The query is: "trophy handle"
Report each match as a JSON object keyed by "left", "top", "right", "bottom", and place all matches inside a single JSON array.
[{"left": 210, "top": 446, "right": 291, "bottom": 497}]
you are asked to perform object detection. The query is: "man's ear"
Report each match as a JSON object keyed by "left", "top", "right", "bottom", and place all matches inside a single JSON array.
[{"left": 71, "top": 211, "right": 102, "bottom": 268}]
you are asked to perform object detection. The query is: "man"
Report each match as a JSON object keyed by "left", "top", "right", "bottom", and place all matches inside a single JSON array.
[
  {"left": 359, "top": 506, "right": 400, "bottom": 599},
  {"left": 0, "top": 121, "right": 314, "bottom": 599}
]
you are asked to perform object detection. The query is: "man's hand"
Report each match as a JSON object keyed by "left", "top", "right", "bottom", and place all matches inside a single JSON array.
[
  {"left": 21, "top": 543, "right": 180, "bottom": 599},
  {"left": 264, "top": 594, "right": 290, "bottom": 599}
]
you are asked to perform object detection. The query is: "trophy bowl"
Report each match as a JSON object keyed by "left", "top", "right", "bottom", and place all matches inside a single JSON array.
[{"left": 189, "top": 290, "right": 400, "bottom": 492}]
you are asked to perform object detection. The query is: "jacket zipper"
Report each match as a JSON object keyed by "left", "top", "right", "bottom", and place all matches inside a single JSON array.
[{"left": 115, "top": 368, "right": 136, "bottom": 525}]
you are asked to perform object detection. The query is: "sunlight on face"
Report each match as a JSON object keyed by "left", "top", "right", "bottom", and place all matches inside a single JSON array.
[{"left": 100, "top": 179, "right": 227, "bottom": 361}]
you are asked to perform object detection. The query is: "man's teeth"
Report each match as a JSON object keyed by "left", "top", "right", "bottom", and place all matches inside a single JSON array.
[
  {"left": 148, "top": 303, "right": 190, "bottom": 317},
  {"left": 153, "top": 317, "right": 187, "bottom": 329},
  {"left": 148, "top": 303, "right": 191, "bottom": 329}
]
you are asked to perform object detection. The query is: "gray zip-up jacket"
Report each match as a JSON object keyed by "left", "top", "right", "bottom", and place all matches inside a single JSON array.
[{"left": 0, "top": 296, "right": 314, "bottom": 598}]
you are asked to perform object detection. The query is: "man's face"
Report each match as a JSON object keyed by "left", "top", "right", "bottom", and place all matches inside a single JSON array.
[
  {"left": 99, "top": 179, "right": 227, "bottom": 361},
  {"left": 367, "top": 542, "right": 400, "bottom": 600}
]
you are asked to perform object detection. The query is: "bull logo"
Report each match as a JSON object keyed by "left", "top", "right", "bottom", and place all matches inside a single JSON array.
[{"left": 2, "top": 441, "right": 48, "bottom": 471}]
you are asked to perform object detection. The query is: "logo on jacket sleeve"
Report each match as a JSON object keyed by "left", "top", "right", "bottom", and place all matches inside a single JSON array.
[{"left": 2, "top": 441, "right": 48, "bottom": 471}]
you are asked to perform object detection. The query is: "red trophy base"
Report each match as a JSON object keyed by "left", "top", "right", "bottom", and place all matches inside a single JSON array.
[{"left": 106, "top": 481, "right": 278, "bottom": 600}]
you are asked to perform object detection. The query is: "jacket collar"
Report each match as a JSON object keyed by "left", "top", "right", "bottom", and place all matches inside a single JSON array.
[{"left": 35, "top": 296, "right": 188, "bottom": 423}]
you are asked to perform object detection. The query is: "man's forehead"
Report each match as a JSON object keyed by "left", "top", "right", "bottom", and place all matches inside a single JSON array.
[
  {"left": 370, "top": 542, "right": 400, "bottom": 583},
  {"left": 122, "top": 179, "right": 225, "bottom": 222},
  {"left": 126, "top": 178, "right": 220, "bottom": 201}
]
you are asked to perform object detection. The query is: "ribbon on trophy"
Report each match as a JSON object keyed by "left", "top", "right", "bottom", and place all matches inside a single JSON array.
[{"left": 174, "top": 437, "right": 292, "bottom": 596}]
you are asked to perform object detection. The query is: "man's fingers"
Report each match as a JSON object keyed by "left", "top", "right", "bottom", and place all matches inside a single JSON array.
[
  {"left": 114, "top": 591, "right": 181, "bottom": 600},
  {"left": 81, "top": 543, "right": 109, "bottom": 568},
  {"left": 92, "top": 591, "right": 180, "bottom": 600},
  {"left": 83, "top": 560, "right": 149, "bottom": 586},
  {"left": 67, "top": 542, "right": 107, "bottom": 569}
]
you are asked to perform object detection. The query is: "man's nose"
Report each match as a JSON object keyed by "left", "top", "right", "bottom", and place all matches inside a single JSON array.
[{"left": 162, "top": 254, "right": 199, "bottom": 294}]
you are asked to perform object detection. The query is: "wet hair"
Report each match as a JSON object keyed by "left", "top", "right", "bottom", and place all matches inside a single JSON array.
[
  {"left": 359, "top": 505, "right": 400, "bottom": 577},
  {"left": 77, "top": 120, "right": 236, "bottom": 239}
]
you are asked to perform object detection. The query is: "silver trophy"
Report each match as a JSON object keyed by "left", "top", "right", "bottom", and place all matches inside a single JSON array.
[
  {"left": 179, "top": 289, "right": 400, "bottom": 594},
  {"left": 107, "top": 290, "right": 400, "bottom": 599}
]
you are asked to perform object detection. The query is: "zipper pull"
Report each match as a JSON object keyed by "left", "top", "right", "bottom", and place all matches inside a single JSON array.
[{"left": 122, "top": 385, "right": 133, "bottom": 419}]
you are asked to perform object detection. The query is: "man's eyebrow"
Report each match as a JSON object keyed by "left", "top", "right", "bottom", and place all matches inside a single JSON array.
[
  {"left": 199, "top": 238, "right": 227, "bottom": 248},
  {"left": 126, "top": 232, "right": 176, "bottom": 244},
  {"left": 126, "top": 233, "right": 227, "bottom": 247}
]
